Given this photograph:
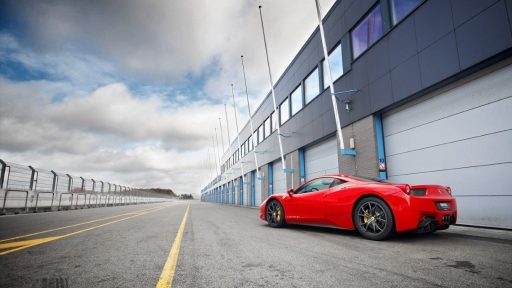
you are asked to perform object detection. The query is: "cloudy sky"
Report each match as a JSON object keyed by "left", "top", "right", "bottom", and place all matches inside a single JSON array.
[{"left": 0, "top": 0, "right": 335, "bottom": 196}]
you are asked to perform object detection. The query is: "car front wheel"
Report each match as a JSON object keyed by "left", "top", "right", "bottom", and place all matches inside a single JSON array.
[
  {"left": 266, "top": 200, "right": 285, "bottom": 228},
  {"left": 354, "top": 197, "right": 394, "bottom": 240}
]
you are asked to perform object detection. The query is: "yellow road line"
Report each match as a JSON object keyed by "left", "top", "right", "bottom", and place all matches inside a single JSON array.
[
  {"left": 0, "top": 237, "right": 60, "bottom": 249},
  {"left": 0, "top": 205, "right": 166, "bottom": 243},
  {"left": 0, "top": 206, "right": 168, "bottom": 256},
  {"left": 156, "top": 205, "right": 190, "bottom": 288}
]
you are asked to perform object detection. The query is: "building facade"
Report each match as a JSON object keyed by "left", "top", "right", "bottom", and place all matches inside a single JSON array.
[{"left": 201, "top": 0, "right": 512, "bottom": 229}]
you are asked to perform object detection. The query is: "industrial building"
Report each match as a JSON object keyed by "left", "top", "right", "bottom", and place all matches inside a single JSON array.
[{"left": 201, "top": 0, "right": 512, "bottom": 229}]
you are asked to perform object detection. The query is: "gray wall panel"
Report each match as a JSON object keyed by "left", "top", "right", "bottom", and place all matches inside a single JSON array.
[
  {"left": 352, "top": 54, "right": 369, "bottom": 89},
  {"left": 455, "top": 1, "right": 512, "bottom": 69},
  {"left": 450, "top": 0, "right": 500, "bottom": 27},
  {"left": 388, "top": 16, "right": 417, "bottom": 69},
  {"left": 369, "top": 74, "right": 394, "bottom": 111},
  {"left": 365, "top": 37, "right": 390, "bottom": 83},
  {"left": 390, "top": 55, "right": 421, "bottom": 101},
  {"left": 350, "top": 88, "right": 371, "bottom": 121},
  {"left": 419, "top": 32, "right": 460, "bottom": 88},
  {"left": 414, "top": 0, "right": 454, "bottom": 51}
]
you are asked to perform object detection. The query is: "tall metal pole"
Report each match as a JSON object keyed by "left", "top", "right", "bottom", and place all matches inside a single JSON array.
[
  {"left": 211, "top": 136, "right": 220, "bottom": 175},
  {"left": 218, "top": 117, "right": 226, "bottom": 152},
  {"left": 240, "top": 55, "right": 260, "bottom": 178},
  {"left": 224, "top": 104, "right": 232, "bottom": 145},
  {"left": 231, "top": 84, "right": 246, "bottom": 183},
  {"left": 314, "top": 0, "right": 345, "bottom": 150},
  {"left": 224, "top": 104, "right": 234, "bottom": 179},
  {"left": 214, "top": 128, "right": 222, "bottom": 172},
  {"left": 258, "top": 5, "right": 286, "bottom": 171}
]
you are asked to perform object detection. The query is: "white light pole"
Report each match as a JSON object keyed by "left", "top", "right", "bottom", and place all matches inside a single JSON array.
[
  {"left": 314, "top": 0, "right": 345, "bottom": 150},
  {"left": 214, "top": 128, "right": 222, "bottom": 172},
  {"left": 240, "top": 55, "right": 260, "bottom": 179},
  {"left": 218, "top": 117, "right": 225, "bottom": 152},
  {"left": 258, "top": 5, "right": 287, "bottom": 171},
  {"left": 212, "top": 136, "right": 220, "bottom": 175},
  {"left": 224, "top": 104, "right": 233, "bottom": 176},
  {"left": 231, "top": 84, "right": 246, "bottom": 184}
]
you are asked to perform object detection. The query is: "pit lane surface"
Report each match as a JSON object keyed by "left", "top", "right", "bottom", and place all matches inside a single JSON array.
[{"left": 0, "top": 201, "right": 511, "bottom": 287}]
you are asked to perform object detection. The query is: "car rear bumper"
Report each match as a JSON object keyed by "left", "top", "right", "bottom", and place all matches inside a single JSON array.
[{"left": 394, "top": 196, "right": 457, "bottom": 232}]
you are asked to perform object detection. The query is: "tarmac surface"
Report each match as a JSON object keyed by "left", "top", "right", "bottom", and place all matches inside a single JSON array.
[{"left": 0, "top": 201, "right": 511, "bottom": 287}]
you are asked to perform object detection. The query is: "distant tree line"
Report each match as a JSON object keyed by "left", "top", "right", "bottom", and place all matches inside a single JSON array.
[
  {"left": 178, "top": 194, "right": 194, "bottom": 200},
  {"left": 141, "top": 188, "right": 177, "bottom": 197}
]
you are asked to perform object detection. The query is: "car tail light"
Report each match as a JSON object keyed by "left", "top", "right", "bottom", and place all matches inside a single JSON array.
[{"left": 396, "top": 184, "right": 411, "bottom": 195}]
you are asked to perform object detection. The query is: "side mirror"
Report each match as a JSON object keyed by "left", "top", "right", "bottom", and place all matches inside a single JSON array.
[{"left": 287, "top": 189, "right": 294, "bottom": 196}]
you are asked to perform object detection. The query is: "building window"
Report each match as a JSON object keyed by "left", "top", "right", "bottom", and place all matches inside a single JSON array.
[
  {"left": 390, "top": 0, "right": 422, "bottom": 24},
  {"left": 305, "top": 67, "right": 320, "bottom": 104},
  {"left": 248, "top": 135, "right": 253, "bottom": 151},
  {"left": 256, "top": 125, "right": 261, "bottom": 144},
  {"left": 271, "top": 112, "right": 277, "bottom": 132},
  {"left": 351, "top": 4, "right": 384, "bottom": 59},
  {"left": 290, "top": 85, "right": 303, "bottom": 116},
  {"left": 259, "top": 125, "right": 264, "bottom": 143},
  {"left": 322, "top": 44, "right": 344, "bottom": 89},
  {"left": 264, "top": 117, "right": 271, "bottom": 138},
  {"left": 279, "top": 98, "right": 290, "bottom": 125}
]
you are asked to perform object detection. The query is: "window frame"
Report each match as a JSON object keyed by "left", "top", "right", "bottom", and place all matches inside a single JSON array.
[
  {"left": 304, "top": 66, "right": 321, "bottom": 104},
  {"left": 264, "top": 117, "right": 271, "bottom": 138},
  {"left": 350, "top": 3, "right": 385, "bottom": 60},
  {"left": 279, "top": 97, "right": 290, "bottom": 125},
  {"left": 322, "top": 43, "right": 344, "bottom": 90},
  {"left": 271, "top": 111, "right": 277, "bottom": 132},
  {"left": 390, "top": 0, "right": 424, "bottom": 25},
  {"left": 290, "top": 83, "right": 303, "bottom": 116}
]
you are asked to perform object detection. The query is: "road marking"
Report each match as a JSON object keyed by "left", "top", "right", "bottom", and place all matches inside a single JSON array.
[
  {"left": 0, "top": 205, "right": 166, "bottom": 243},
  {"left": 0, "top": 237, "right": 60, "bottom": 249},
  {"left": 156, "top": 204, "right": 190, "bottom": 288},
  {"left": 0, "top": 206, "right": 168, "bottom": 256}
]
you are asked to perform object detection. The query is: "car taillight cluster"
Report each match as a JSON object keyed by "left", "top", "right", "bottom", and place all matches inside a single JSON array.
[{"left": 396, "top": 184, "right": 411, "bottom": 195}]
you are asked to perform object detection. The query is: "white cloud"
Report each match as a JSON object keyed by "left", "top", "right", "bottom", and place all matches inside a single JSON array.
[{"left": 0, "top": 78, "right": 223, "bottom": 195}]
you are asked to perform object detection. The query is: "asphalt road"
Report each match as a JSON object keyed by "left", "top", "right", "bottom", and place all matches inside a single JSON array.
[{"left": 0, "top": 201, "right": 511, "bottom": 288}]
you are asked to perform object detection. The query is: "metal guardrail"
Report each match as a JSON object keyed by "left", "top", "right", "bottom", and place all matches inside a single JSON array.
[{"left": 0, "top": 159, "right": 171, "bottom": 214}]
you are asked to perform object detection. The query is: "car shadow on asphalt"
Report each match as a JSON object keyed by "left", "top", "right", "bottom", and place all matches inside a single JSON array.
[{"left": 271, "top": 223, "right": 512, "bottom": 245}]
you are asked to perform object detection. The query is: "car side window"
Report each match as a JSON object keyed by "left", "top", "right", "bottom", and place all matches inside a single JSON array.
[
  {"left": 295, "top": 178, "right": 334, "bottom": 194},
  {"left": 329, "top": 178, "right": 346, "bottom": 188}
]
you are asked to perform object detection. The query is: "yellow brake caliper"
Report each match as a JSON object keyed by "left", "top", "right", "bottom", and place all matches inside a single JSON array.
[
  {"left": 276, "top": 209, "right": 281, "bottom": 222},
  {"left": 363, "top": 209, "right": 368, "bottom": 223}
]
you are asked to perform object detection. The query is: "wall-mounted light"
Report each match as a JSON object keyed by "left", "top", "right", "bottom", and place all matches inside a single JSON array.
[{"left": 343, "top": 98, "right": 353, "bottom": 112}]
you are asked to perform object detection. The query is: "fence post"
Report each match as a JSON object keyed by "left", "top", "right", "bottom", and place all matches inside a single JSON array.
[
  {"left": 0, "top": 159, "right": 5, "bottom": 189},
  {"left": 66, "top": 174, "right": 72, "bottom": 193},
  {"left": 51, "top": 170, "right": 57, "bottom": 193},
  {"left": 28, "top": 165, "right": 36, "bottom": 191}
]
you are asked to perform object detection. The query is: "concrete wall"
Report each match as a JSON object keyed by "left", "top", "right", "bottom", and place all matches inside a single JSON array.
[{"left": 338, "top": 115, "right": 379, "bottom": 178}]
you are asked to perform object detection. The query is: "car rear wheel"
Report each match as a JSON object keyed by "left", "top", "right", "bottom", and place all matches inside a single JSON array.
[
  {"left": 354, "top": 197, "right": 394, "bottom": 240},
  {"left": 266, "top": 200, "right": 285, "bottom": 228}
]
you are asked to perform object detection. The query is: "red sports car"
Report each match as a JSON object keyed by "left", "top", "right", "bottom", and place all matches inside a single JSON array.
[{"left": 260, "top": 174, "right": 457, "bottom": 240}]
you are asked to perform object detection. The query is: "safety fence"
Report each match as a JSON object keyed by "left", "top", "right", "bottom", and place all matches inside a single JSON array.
[{"left": 0, "top": 159, "right": 171, "bottom": 214}]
